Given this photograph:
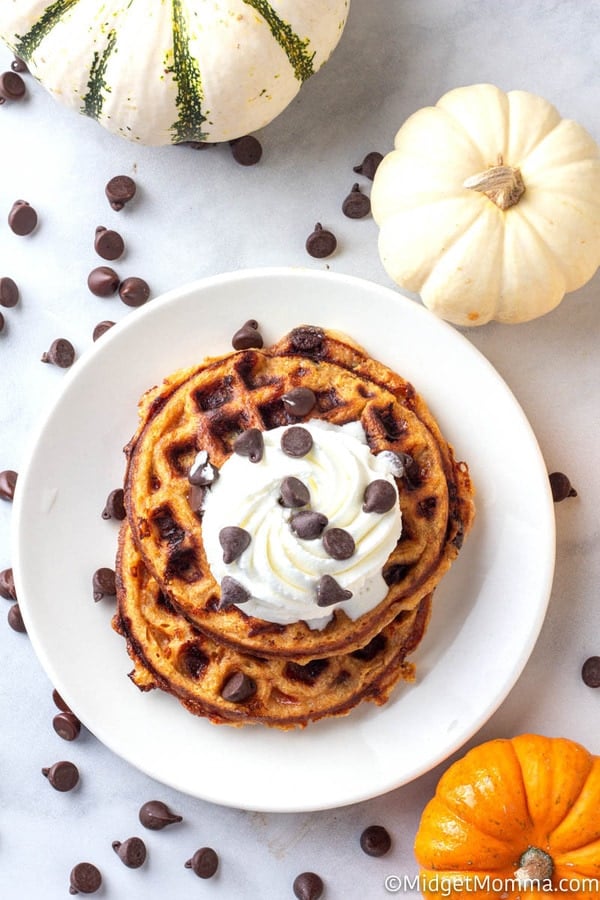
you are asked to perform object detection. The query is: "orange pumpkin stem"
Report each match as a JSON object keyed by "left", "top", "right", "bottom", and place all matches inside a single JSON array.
[
  {"left": 463, "top": 162, "right": 525, "bottom": 210},
  {"left": 514, "top": 846, "right": 554, "bottom": 887}
]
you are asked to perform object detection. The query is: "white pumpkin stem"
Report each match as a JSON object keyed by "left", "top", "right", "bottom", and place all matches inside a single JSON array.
[
  {"left": 514, "top": 846, "right": 554, "bottom": 887},
  {"left": 463, "top": 163, "right": 525, "bottom": 210}
]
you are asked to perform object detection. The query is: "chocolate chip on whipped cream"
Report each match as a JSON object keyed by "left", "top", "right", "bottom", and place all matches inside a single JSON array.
[
  {"left": 233, "top": 428, "right": 264, "bottom": 463},
  {"left": 363, "top": 479, "right": 397, "bottom": 514},
  {"left": 323, "top": 527, "right": 355, "bottom": 560},
  {"left": 188, "top": 450, "right": 218, "bottom": 486},
  {"left": 281, "top": 426, "right": 313, "bottom": 457},
  {"left": 290, "top": 510, "right": 328, "bottom": 540},
  {"left": 220, "top": 575, "right": 250, "bottom": 608},
  {"left": 281, "top": 387, "right": 317, "bottom": 417},
  {"left": 316, "top": 575, "right": 352, "bottom": 607},
  {"left": 219, "top": 526, "right": 251, "bottom": 564},
  {"left": 280, "top": 476, "right": 310, "bottom": 508},
  {"left": 231, "top": 318, "right": 263, "bottom": 350}
]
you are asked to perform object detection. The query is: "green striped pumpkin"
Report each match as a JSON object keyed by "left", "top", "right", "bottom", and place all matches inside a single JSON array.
[{"left": 0, "top": 0, "right": 350, "bottom": 145}]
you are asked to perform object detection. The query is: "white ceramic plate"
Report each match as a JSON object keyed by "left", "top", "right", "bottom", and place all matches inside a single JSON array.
[{"left": 12, "top": 268, "right": 555, "bottom": 813}]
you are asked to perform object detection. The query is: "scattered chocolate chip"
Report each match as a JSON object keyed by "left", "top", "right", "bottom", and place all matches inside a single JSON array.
[
  {"left": 293, "top": 872, "right": 324, "bottom": 900},
  {"left": 316, "top": 574, "right": 352, "bottom": 607},
  {"left": 185, "top": 847, "right": 219, "bottom": 878},
  {"left": 290, "top": 510, "right": 328, "bottom": 540},
  {"left": 92, "top": 567, "right": 116, "bottom": 602},
  {"left": 219, "top": 526, "right": 251, "bottom": 564},
  {"left": 305, "top": 222, "right": 337, "bottom": 259},
  {"left": 119, "top": 276, "right": 150, "bottom": 307},
  {"left": 221, "top": 670, "right": 257, "bottom": 703},
  {"left": 8, "top": 199, "right": 37, "bottom": 236},
  {"left": 363, "top": 479, "right": 397, "bottom": 514},
  {"left": 323, "top": 527, "right": 355, "bottom": 560},
  {"left": 69, "top": 862, "right": 102, "bottom": 895},
  {"left": 11, "top": 57, "right": 28, "bottom": 74},
  {"left": 105, "top": 175, "right": 136, "bottom": 211},
  {"left": 290, "top": 326, "right": 324, "bottom": 354},
  {"left": 0, "top": 311, "right": 4, "bottom": 334},
  {"left": 282, "top": 387, "right": 317, "bottom": 417},
  {"left": 232, "top": 319, "right": 263, "bottom": 350},
  {"left": 280, "top": 476, "right": 310, "bottom": 508},
  {"left": 41, "top": 338, "right": 76, "bottom": 368},
  {"left": 0, "top": 71, "right": 26, "bottom": 101},
  {"left": 112, "top": 837, "right": 147, "bottom": 869},
  {"left": 139, "top": 800, "right": 182, "bottom": 830},
  {"left": 188, "top": 484, "right": 206, "bottom": 514},
  {"left": 188, "top": 451, "right": 219, "bottom": 486},
  {"left": 87, "top": 265, "right": 120, "bottom": 297},
  {"left": 220, "top": 575, "right": 250, "bottom": 608},
  {"left": 0, "top": 276, "right": 19, "bottom": 307},
  {"left": 92, "top": 320, "right": 115, "bottom": 341},
  {"left": 230, "top": 134, "right": 262, "bottom": 166},
  {"left": 101, "top": 488, "right": 126, "bottom": 520},
  {"left": 42, "top": 760, "right": 79, "bottom": 792},
  {"left": 549, "top": 471, "right": 577, "bottom": 502},
  {"left": 52, "top": 689, "right": 71, "bottom": 712},
  {"left": 0, "top": 567, "right": 16, "bottom": 600},
  {"left": 582, "top": 656, "right": 600, "bottom": 688},
  {"left": 233, "top": 428, "right": 264, "bottom": 462},
  {"left": 7, "top": 603, "right": 26, "bottom": 633},
  {"left": 0, "top": 469, "right": 18, "bottom": 501},
  {"left": 342, "top": 183, "right": 371, "bottom": 218},
  {"left": 94, "top": 226, "right": 125, "bottom": 261},
  {"left": 360, "top": 824, "right": 392, "bottom": 857},
  {"left": 353, "top": 151, "right": 383, "bottom": 180},
  {"left": 53, "top": 711, "right": 81, "bottom": 741},
  {"left": 281, "top": 426, "right": 313, "bottom": 457}
]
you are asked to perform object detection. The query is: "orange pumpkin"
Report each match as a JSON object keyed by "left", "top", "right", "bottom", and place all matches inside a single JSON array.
[{"left": 415, "top": 735, "right": 600, "bottom": 899}]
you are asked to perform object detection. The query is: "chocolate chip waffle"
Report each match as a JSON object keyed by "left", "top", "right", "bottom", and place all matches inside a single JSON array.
[
  {"left": 124, "top": 325, "right": 474, "bottom": 661},
  {"left": 113, "top": 526, "right": 432, "bottom": 729}
]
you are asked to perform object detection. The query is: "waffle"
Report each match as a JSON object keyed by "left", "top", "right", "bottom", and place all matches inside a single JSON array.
[
  {"left": 124, "top": 326, "right": 474, "bottom": 661},
  {"left": 113, "top": 525, "right": 432, "bottom": 729}
]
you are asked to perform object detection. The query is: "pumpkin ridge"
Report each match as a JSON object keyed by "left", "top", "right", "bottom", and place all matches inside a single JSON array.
[
  {"left": 82, "top": 28, "right": 117, "bottom": 122},
  {"left": 168, "top": 0, "right": 207, "bottom": 143},
  {"left": 417, "top": 203, "right": 496, "bottom": 297},
  {"left": 242, "top": 0, "right": 316, "bottom": 82},
  {"left": 547, "top": 757, "right": 599, "bottom": 852},
  {"left": 14, "top": 0, "right": 81, "bottom": 61}
]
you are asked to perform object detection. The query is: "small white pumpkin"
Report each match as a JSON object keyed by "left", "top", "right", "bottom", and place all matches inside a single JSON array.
[
  {"left": 371, "top": 84, "right": 600, "bottom": 325},
  {"left": 0, "top": 0, "right": 349, "bottom": 145}
]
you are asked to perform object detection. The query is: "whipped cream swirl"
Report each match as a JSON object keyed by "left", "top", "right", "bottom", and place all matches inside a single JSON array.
[{"left": 201, "top": 420, "right": 402, "bottom": 629}]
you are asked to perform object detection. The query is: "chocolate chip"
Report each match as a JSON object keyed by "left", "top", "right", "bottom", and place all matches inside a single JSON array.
[
  {"left": 42, "top": 760, "right": 79, "bottom": 792},
  {"left": 8, "top": 199, "right": 37, "bottom": 236},
  {"left": 139, "top": 800, "right": 182, "bottom": 830},
  {"left": 188, "top": 451, "right": 219, "bottom": 485},
  {"left": 221, "top": 671, "right": 257, "bottom": 703},
  {"left": 282, "top": 387, "right": 317, "bottom": 416},
  {"left": 342, "top": 183, "right": 371, "bottom": 218},
  {"left": 7, "top": 603, "right": 26, "bottom": 632},
  {"left": 92, "top": 320, "right": 115, "bottom": 341},
  {"left": 0, "top": 567, "right": 16, "bottom": 600},
  {"left": 94, "top": 226, "right": 125, "bottom": 261},
  {"left": 185, "top": 847, "right": 219, "bottom": 878},
  {"left": 188, "top": 484, "right": 206, "bottom": 514},
  {"left": 92, "top": 567, "right": 116, "bottom": 602},
  {"left": 53, "top": 711, "right": 81, "bottom": 741},
  {"left": 290, "top": 326, "right": 324, "bottom": 354},
  {"left": 280, "top": 476, "right": 310, "bottom": 508},
  {"left": 0, "top": 276, "right": 19, "bottom": 307},
  {"left": 290, "top": 510, "right": 328, "bottom": 540},
  {"left": 11, "top": 57, "right": 28, "bottom": 74},
  {"left": 549, "top": 471, "right": 577, "bottom": 502},
  {"left": 220, "top": 575, "right": 250, "bottom": 608},
  {"left": 0, "top": 312, "right": 4, "bottom": 334},
  {"left": 353, "top": 151, "right": 383, "bottom": 180},
  {"left": 112, "top": 837, "right": 147, "bottom": 868},
  {"left": 87, "top": 265, "right": 120, "bottom": 298},
  {"left": 582, "top": 656, "right": 600, "bottom": 688},
  {"left": 69, "top": 862, "right": 102, "bottom": 894},
  {"left": 230, "top": 134, "right": 262, "bottom": 166},
  {"left": 316, "top": 575, "right": 352, "bottom": 607},
  {"left": 101, "top": 488, "right": 126, "bottom": 520},
  {"left": 323, "top": 527, "right": 355, "bottom": 560},
  {"left": 105, "top": 175, "right": 136, "bottom": 211},
  {"left": 305, "top": 222, "right": 337, "bottom": 258},
  {"left": 293, "top": 872, "right": 324, "bottom": 900},
  {"left": 360, "top": 824, "right": 392, "bottom": 856},
  {"left": 41, "top": 338, "right": 76, "bottom": 368},
  {"left": 52, "top": 689, "right": 72, "bottom": 712},
  {"left": 219, "top": 526, "right": 251, "bottom": 564},
  {"left": 363, "top": 479, "right": 397, "bottom": 514},
  {"left": 119, "top": 276, "right": 150, "bottom": 307},
  {"left": 233, "top": 428, "right": 264, "bottom": 462},
  {"left": 281, "top": 426, "right": 313, "bottom": 457},
  {"left": 0, "top": 71, "right": 26, "bottom": 101},
  {"left": 0, "top": 469, "right": 18, "bottom": 501},
  {"left": 232, "top": 319, "right": 263, "bottom": 350}
]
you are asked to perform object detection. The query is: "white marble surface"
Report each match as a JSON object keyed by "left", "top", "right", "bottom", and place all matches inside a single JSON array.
[{"left": 1, "top": 1, "right": 599, "bottom": 897}]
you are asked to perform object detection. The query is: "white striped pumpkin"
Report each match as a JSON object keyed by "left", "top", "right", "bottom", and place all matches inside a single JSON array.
[{"left": 0, "top": 0, "right": 350, "bottom": 145}]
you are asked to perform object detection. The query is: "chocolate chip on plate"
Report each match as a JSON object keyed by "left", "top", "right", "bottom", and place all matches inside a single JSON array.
[
  {"left": 42, "top": 760, "right": 79, "bottom": 792},
  {"left": 0, "top": 276, "right": 19, "bottom": 307},
  {"left": 363, "top": 479, "right": 397, "bottom": 514},
  {"left": 185, "top": 846, "right": 219, "bottom": 878},
  {"left": 282, "top": 387, "right": 317, "bottom": 417},
  {"left": 232, "top": 318, "right": 263, "bottom": 350},
  {"left": 233, "top": 428, "right": 264, "bottom": 463},
  {"left": 305, "top": 222, "right": 337, "bottom": 259},
  {"left": 0, "top": 567, "right": 16, "bottom": 600},
  {"left": 41, "top": 338, "right": 76, "bottom": 368},
  {"left": 101, "top": 488, "right": 126, "bottom": 520},
  {"left": 139, "top": 800, "right": 182, "bottom": 830},
  {"left": 8, "top": 199, "right": 37, "bottom": 236},
  {"left": 52, "top": 689, "right": 71, "bottom": 712},
  {"left": 0, "top": 469, "right": 18, "bottom": 501},
  {"left": 581, "top": 656, "right": 600, "bottom": 688},
  {"left": 230, "top": 134, "right": 263, "bottom": 166},
  {"left": 7, "top": 603, "right": 26, "bottom": 633},
  {"left": 290, "top": 510, "right": 328, "bottom": 540},
  {"left": 105, "top": 174, "right": 136, "bottom": 211},
  {"left": 119, "top": 276, "right": 150, "bottom": 307},
  {"left": 112, "top": 836, "right": 147, "bottom": 868},
  {"left": 342, "top": 183, "right": 371, "bottom": 219},
  {"left": 323, "top": 527, "right": 355, "bottom": 560},
  {"left": 219, "top": 526, "right": 251, "bottom": 564},
  {"left": 293, "top": 871, "right": 324, "bottom": 900},
  {"left": 0, "top": 71, "right": 26, "bottom": 101},
  {"left": 220, "top": 575, "right": 250, "bottom": 608},
  {"left": 92, "top": 320, "right": 115, "bottom": 341},
  {"left": 280, "top": 476, "right": 310, "bottom": 508},
  {"left": 281, "top": 426, "right": 313, "bottom": 458},
  {"left": 69, "top": 861, "right": 102, "bottom": 895},
  {"left": 221, "top": 671, "right": 257, "bottom": 703},
  {"left": 360, "top": 824, "right": 392, "bottom": 857},
  {"left": 316, "top": 574, "right": 352, "bottom": 607},
  {"left": 88, "top": 266, "right": 120, "bottom": 298},
  {"left": 53, "top": 711, "right": 81, "bottom": 742},
  {"left": 94, "top": 226, "right": 125, "bottom": 261},
  {"left": 353, "top": 151, "right": 383, "bottom": 180},
  {"left": 549, "top": 471, "right": 577, "bottom": 502},
  {"left": 92, "top": 567, "right": 116, "bottom": 602},
  {"left": 11, "top": 56, "right": 28, "bottom": 74}
]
